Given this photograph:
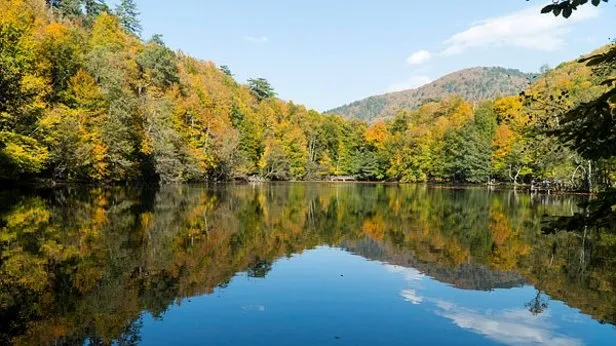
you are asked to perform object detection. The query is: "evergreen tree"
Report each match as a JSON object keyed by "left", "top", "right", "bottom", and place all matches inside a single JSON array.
[
  {"left": 84, "top": 0, "right": 109, "bottom": 18},
  {"left": 47, "top": 0, "right": 84, "bottom": 18},
  {"left": 219, "top": 65, "right": 233, "bottom": 77},
  {"left": 248, "top": 78, "right": 276, "bottom": 101},
  {"left": 115, "top": 0, "right": 142, "bottom": 36}
]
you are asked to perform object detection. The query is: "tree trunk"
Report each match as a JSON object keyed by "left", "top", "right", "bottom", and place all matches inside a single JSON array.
[
  {"left": 587, "top": 160, "right": 593, "bottom": 193},
  {"left": 509, "top": 164, "right": 520, "bottom": 186}
]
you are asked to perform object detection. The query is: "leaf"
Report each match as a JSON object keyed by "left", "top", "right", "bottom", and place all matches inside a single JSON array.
[
  {"left": 541, "top": 4, "right": 554, "bottom": 13},
  {"left": 592, "top": 0, "right": 601, "bottom": 5},
  {"left": 562, "top": 8, "right": 573, "bottom": 18}
]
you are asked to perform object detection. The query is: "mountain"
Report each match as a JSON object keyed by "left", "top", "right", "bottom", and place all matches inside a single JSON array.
[
  {"left": 327, "top": 67, "right": 538, "bottom": 121},
  {"left": 343, "top": 238, "right": 525, "bottom": 291}
]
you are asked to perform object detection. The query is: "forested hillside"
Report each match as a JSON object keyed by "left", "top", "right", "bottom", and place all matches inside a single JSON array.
[
  {"left": 356, "top": 46, "right": 612, "bottom": 187},
  {"left": 0, "top": 0, "right": 613, "bottom": 190},
  {"left": 327, "top": 67, "right": 537, "bottom": 121},
  {"left": 0, "top": 0, "right": 359, "bottom": 183}
]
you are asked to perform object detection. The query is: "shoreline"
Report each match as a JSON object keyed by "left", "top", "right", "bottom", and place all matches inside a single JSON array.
[{"left": 2, "top": 180, "right": 596, "bottom": 196}]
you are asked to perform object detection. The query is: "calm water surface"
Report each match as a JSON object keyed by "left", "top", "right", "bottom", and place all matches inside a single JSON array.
[{"left": 1, "top": 184, "right": 615, "bottom": 345}]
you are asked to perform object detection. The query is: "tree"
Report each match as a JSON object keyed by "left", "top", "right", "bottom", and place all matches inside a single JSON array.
[
  {"left": 533, "top": 0, "right": 616, "bottom": 231},
  {"left": 353, "top": 149, "right": 385, "bottom": 180},
  {"left": 39, "top": 106, "right": 92, "bottom": 180},
  {"left": 0, "top": 132, "right": 49, "bottom": 179},
  {"left": 259, "top": 137, "right": 290, "bottom": 180},
  {"left": 443, "top": 103, "right": 496, "bottom": 183},
  {"left": 534, "top": 0, "right": 610, "bottom": 18},
  {"left": 47, "top": 0, "right": 84, "bottom": 18},
  {"left": 139, "top": 96, "right": 186, "bottom": 183},
  {"left": 135, "top": 37, "right": 179, "bottom": 94},
  {"left": 0, "top": 0, "right": 52, "bottom": 179},
  {"left": 85, "top": 13, "right": 139, "bottom": 181},
  {"left": 39, "top": 22, "right": 84, "bottom": 101},
  {"left": 552, "top": 48, "right": 616, "bottom": 162},
  {"left": 84, "top": 0, "right": 108, "bottom": 14},
  {"left": 219, "top": 65, "right": 233, "bottom": 77},
  {"left": 248, "top": 78, "right": 276, "bottom": 101},
  {"left": 115, "top": 0, "right": 142, "bottom": 36},
  {"left": 84, "top": 0, "right": 109, "bottom": 22}
]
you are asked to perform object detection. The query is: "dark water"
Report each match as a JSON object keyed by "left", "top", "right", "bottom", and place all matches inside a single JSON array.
[{"left": 1, "top": 184, "right": 615, "bottom": 345}]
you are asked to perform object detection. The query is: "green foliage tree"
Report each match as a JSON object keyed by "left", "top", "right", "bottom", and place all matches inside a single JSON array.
[
  {"left": 135, "top": 36, "right": 179, "bottom": 94},
  {"left": 115, "top": 0, "right": 142, "bottom": 36},
  {"left": 219, "top": 65, "right": 233, "bottom": 77},
  {"left": 47, "top": 0, "right": 84, "bottom": 18},
  {"left": 443, "top": 103, "right": 496, "bottom": 183},
  {"left": 84, "top": 0, "right": 109, "bottom": 18},
  {"left": 139, "top": 96, "right": 187, "bottom": 183},
  {"left": 248, "top": 78, "right": 276, "bottom": 101}
]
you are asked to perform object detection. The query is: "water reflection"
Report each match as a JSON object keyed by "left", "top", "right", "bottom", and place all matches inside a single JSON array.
[
  {"left": 386, "top": 263, "right": 584, "bottom": 346},
  {"left": 0, "top": 184, "right": 614, "bottom": 345}
]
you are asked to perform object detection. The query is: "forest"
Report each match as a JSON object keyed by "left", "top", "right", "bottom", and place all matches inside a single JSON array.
[
  {"left": 1, "top": 1, "right": 616, "bottom": 344},
  {"left": 0, "top": 0, "right": 614, "bottom": 193}
]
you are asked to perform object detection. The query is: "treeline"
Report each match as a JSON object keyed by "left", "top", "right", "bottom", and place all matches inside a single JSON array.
[
  {"left": 1, "top": 0, "right": 614, "bottom": 189},
  {"left": 359, "top": 49, "right": 615, "bottom": 188}
]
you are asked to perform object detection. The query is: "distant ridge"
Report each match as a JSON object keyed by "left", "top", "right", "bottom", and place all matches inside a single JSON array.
[
  {"left": 342, "top": 238, "right": 525, "bottom": 291},
  {"left": 327, "top": 67, "right": 538, "bottom": 122}
]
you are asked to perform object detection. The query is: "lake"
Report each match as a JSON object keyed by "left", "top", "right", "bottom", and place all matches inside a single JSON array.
[{"left": 1, "top": 184, "right": 615, "bottom": 345}]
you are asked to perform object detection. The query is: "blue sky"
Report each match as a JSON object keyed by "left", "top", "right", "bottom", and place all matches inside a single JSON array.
[{"left": 117, "top": 1, "right": 613, "bottom": 111}]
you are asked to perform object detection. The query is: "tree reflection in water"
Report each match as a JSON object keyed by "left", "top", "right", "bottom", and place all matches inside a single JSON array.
[{"left": 0, "top": 184, "right": 614, "bottom": 345}]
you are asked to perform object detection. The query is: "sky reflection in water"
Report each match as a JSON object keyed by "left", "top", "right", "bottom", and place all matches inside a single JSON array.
[{"left": 139, "top": 247, "right": 613, "bottom": 346}]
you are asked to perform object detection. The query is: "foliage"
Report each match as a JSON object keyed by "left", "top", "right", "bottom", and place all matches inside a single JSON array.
[
  {"left": 443, "top": 102, "right": 496, "bottom": 183},
  {"left": 115, "top": 0, "right": 141, "bottom": 36},
  {"left": 247, "top": 78, "right": 276, "bottom": 101},
  {"left": 551, "top": 45, "right": 616, "bottom": 161},
  {"left": 219, "top": 65, "right": 233, "bottom": 77},
  {"left": 537, "top": 0, "right": 610, "bottom": 18},
  {"left": 0, "top": 0, "right": 614, "bottom": 187}
]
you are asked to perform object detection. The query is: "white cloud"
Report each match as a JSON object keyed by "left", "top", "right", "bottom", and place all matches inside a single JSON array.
[
  {"left": 244, "top": 35, "right": 269, "bottom": 43},
  {"left": 383, "top": 262, "right": 584, "bottom": 345},
  {"left": 441, "top": 5, "right": 600, "bottom": 55},
  {"left": 386, "top": 265, "right": 426, "bottom": 281},
  {"left": 401, "top": 289, "right": 423, "bottom": 305},
  {"left": 434, "top": 299, "right": 455, "bottom": 311},
  {"left": 435, "top": 302, "right": 583, "bottom": 346},
  {"left": 407, "top": 50, "right": 432, "bottom": 65},
  {"left": 387, "top": 76, "right": 433, "bottom": 93}
]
